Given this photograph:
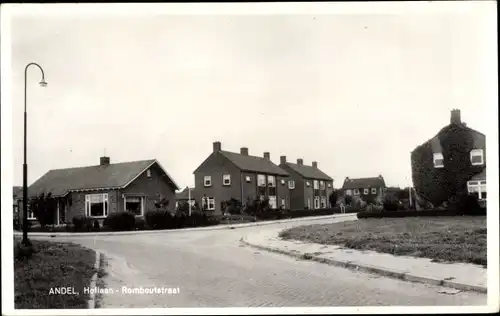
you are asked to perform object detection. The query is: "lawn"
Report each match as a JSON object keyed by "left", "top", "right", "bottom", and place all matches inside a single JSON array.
[
  {"left": 279, "top": 216, "right": 487, "bottom": 266},
  {"left": 14, "top": 238, "right": 97, "bottom": 309}
]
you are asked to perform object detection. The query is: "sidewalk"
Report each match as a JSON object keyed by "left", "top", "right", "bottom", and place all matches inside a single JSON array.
[
  {"left": 241, "top": 228, "right": 487, "bottom": 294},
  {"left": 13, "top": 213, "right": 356, "bottom": 237}
]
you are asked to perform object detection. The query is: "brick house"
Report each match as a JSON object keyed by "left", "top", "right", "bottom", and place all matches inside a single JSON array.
[
  {"left": 341, "top": 175, "right": 387, "bottom": 203},
  {"left": 193, "top": 141, "right": 290, "bottom": 214},
  {"left": 278, "top": 157, "right": 334, "bottom": 210},
  {"left": 21, "top": 156, "right": 179, "bottom": 225},
  {"left": 411, "top": 109, "right": 486, "bottom": 208}
]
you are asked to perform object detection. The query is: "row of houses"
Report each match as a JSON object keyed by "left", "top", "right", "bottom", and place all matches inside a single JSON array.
[{"left": 13, "top": 109, "right": 486, "bottom": 225}]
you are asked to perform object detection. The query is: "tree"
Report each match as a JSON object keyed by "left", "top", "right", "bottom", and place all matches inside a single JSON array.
[
  {"left": 155, "top": 198, "right": 170, "bottom": 210},
  {"left": 31, "top": 193, "right": 57, "bottom": 228},
  {"left": 329, "top": 190, "right": 338, "bottom": 207},
  {"left": 344, "top": 195, "right": 353, "bottom": 206}
]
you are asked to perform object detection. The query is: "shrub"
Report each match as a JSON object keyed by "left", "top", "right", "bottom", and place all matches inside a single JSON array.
[
  {"left": 145, "top": 210, "right": 173, "bottom": 229},
  {"left": 329, "top": 190, "right": 339, "bottom": 207},
  {"left": 72, "top": 216, "right": 91, "bottom": 232},
  {"left": 13, "top": 216, "right": 21, "bottom": 231},
  {"left": 135, "top": 217, "right": 146, "bottom": 230},
  {"left": 104, "top": 212, "right": 136, "bottom": 231},
  {"left": 357, "top": 208, "right": 486, "bottom": 219},
  {"left": 30, "top": 193, "right": 58, "bottom": 228},
  {"left": 225, "top": 198, "right": 242, "bottom": 214},
  {"left": 344, "top": 195, "right": 353, "bottom": 206},
  {"left": 14, "top": 242, "right": 37, "bottom": 260},
  {"left": 448, "top": 192, "right": 481, "bottom": 215},
  {"left": 92, "top": 220, "right": 100, "bottom": 232},
  {"left": 383, "top": 195, "right": 399, "bottom": 211}
]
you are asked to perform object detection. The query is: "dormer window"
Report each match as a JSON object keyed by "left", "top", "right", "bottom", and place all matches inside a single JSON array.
[
  {"left": 433, "top": 153, "right": 444, "bottom": 168},
  {"left": 470, "top": 149, "right": 484, "bottom": 166}
]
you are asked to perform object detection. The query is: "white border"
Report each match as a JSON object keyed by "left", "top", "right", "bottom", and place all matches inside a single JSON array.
[{"left": 1, "top": 2, "right": 498, "bottom": 315}]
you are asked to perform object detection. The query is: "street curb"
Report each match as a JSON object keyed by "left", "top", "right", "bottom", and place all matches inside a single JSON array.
[
  {"left": 87, "top": 251, "right": 101, "bottom": 309},
  {"left": 241, "top": 238, "right": 487, "bottom": 294},
  {"left": 13, "top": 213, "right": 357, "bottom": 238}
]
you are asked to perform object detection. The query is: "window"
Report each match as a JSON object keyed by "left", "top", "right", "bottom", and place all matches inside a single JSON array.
[
  {"left": 125, "top": 196, "right": 145, "bottom": 216},
  {"left": 321, "top": 197, "right": 326, "bottom": 208},
  {"left": 470, "top": 149, "right": 484, "bottom": 166},
  {"left": 371, "top": 188, "right": 377, "bottom": 194},
  {"left": 363, "top": 188, "right": 369, "bottom": 195},
  {"left": 306, "top": 181, "right": 311, "bottom": 187},
  {"left": 27, "top": 203, "right": 36, "bottom": 220},
  {"left": 85, "top": 193, "right": 108, "bottom": 218},
  {"left": 281, "top": 198, "right": 286, "bottom": 208},
  {"left": 314, "top": 197, "right": 320, "bottom": 209},
  {"left": 268, "top": 175, "right": 276, "bottom": 196},
  {"left": 307, "top": 198, "right": 311, "bottom": 209},
  {"left": 468, "top": 180, "right": 487, "bottom": 200},
  {"left": 146, "top": 169, "right": 151, "bottom": 178},
  {"left": 245, "top": 176, "right": 251, "bottom": 182},
  {"left": 345, "top": 189, "right": 352, "bottom": 196},
  {"left": 257, "top": 174, "right": 267, "bottom": 196},
  {"left": 223, "top": 174, "right": 231, "bottom": 186},
  {"left": 288, "top": 180, "right": 295, "bottom": 189},
  {"left": 204, "top": 176, "right": 212, "bottom": 187},
  {"left": 320, "top": 181, "right": 325, "bottom": 190},
  {"left": 353, "top": 189, "right": 360, "bottom": 196},
  {"left": 313, "top": 180, "right": 319, "bottom": 190},
  {"left": 281, "top": 179, "right": 285, "bottom": 185},
  {"left": 433, "top": 153, "right": 444, "bottom": 168},
  {"left": 269, "top": 196, "right": 277, "bottom": 209},
  {"left": 202, "top": 197, "right": 215, "bottom": 210},
  {"left": 327, "top": 183, "right": 332, "bottom": 188}
]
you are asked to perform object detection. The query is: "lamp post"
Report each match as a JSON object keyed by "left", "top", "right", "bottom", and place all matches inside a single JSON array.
[{"left": 22, "top": 62, "right": 47, "bottom": 246}]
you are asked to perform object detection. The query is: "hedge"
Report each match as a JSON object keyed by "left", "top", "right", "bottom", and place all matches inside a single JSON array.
[
  {"left": 357, "top": 208, "right": 486, "bottom": 219},
  {"left": 103, "top": 212, "right": 136, "bottom": 231},
  {"left": 411, "top": 123, "right": 485, "bottom": 207}
]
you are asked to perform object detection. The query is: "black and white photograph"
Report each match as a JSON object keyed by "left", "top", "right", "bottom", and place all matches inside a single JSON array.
[{"left": 1, "top": 2, "right": 498, "bottom": 315}]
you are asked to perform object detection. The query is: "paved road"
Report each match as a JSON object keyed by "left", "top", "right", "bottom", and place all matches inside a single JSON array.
[{"left": 43, "top": 216, "right": 486, "bottom": 307}]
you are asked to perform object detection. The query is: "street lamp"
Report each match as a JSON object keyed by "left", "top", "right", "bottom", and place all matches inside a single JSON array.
[{"left": 22, "top": 62, "right": 47, "bottom": 246}]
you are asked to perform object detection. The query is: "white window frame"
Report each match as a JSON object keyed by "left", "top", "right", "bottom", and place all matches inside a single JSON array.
[
  {"left": 257, "top": 174, "right": 266, "bottom": 187},
  {"left": 313, "top": 180, "right": 319, "bottom": 190},
  {"left": 314, "top": 196, "right": 320, "bottom": 209},
  {"left": 467, "top": 180, "right": 487, "bottom": 200},
  {"left": 363, "top": 188, "right": 369, "bottom": 195},
  {"left": 27, "top": 204, "right": 36, "bottom": 220},
  {"left": 320, "top": 181, "right": 325, "bottom": 190},
  {"left": 288, "top": 180, "right": 295, "bottom": 189},
  {"left": 267, "top": 175, "right": 276, "bottom": 187},
  {"left": 202, "top": 197, "right": 215, "bottom": 210},
  {"left": 433, "top": 153, "right": 444, "bottom": 168},
  {"left": 85, "top": 193, "right": 109, "bottom": 218},
  {"left": 223, "top": 174, "right": 231, "bottom": 186},
  {"left": 268, "top": 196, "right": 277, "bottom": 209},
  {"left": 245, "top": 176, "right": 251, "bottom": 182},
  {"left": 327, "top": 183, "right": 332, "bottom": 188},
  {"left": 124, "top": 195, "right": 145, "bottom": 216},
  {"left": 204, "top": 176, "right": 212, "bottom": 187},
  {"left": 307, "top": 198, "right": 311, "bottom": 209},
  {"left": 353, "top": 189, "right": 360, "bottom": 196},
  {"left": 470, "top": 149, "right": 484, "bottom": 166},
  {"left": 281, "top": 179, "right": 285, "bottom": 185},
  {"left": 371, "top": 188, "right": 377, "bottom": 194},
  {"left": 321, "top": 197, "right": 326, "bottom": 208},
  {"left": 281, "top": 198, "right": 286, "bottom": 208},
  {"left": 146, "top": 169, "right": 152, "bottom": 178},
  {"left": 306, "top": 181, "right": 311, "bottom": 187}
]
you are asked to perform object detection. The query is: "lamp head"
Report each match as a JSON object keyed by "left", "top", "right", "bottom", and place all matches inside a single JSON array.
[{"left": 39, "top": 79, "right": 47, "bottom": 87}]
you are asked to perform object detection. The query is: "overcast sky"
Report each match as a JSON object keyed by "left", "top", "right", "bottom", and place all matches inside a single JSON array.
[{"left": 6, "top": 3, "right": 495, "bottom": 190}]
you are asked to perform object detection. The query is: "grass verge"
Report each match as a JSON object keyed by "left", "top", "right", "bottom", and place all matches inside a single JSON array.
[
  {"left": 279, "top": 216, "right": 486, "bottom": 266},
  {"left": 14, "top": 238, "right": 97, "bottom": 309}
]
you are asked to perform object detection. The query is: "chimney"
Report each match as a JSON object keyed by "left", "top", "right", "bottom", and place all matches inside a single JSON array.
[
  {"left": 213, "top": 141, "right": 221, "bottom": 153},
  {"left": 312, "top": 161, "right": 318, "bottom": 169},
  {"left": 263, "top": 152, "right": 270, "bottom": 160},
  {"left": 280, "top": 155, "right": 287, "bottom": 165},
  {"left": 240, "top": 147, "right": 249, "bottom": 156},
  {"left": 100, "top": 156, "right": 110, "bottom": 166},
  {"left": 297, "top": 158, "right": 303, "bottom": 166},
  {"left": 450, "top": 109, "right": 461, "bottom": 125}
]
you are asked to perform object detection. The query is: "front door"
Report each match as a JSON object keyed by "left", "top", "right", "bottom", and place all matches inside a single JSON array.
[{"left": 57, "top": 199, "right": 66, "bottom": 225}]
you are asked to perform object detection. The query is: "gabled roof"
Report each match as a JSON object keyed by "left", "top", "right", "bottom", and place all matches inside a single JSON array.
[
  {"left": 27, "top": 159, "right": 179, "bottom": 198},
  {"left": 176, "top": 187, "right": 194, "bottom": 200},
  {"left": 342, "top": 176, "right": 386, "bottom": 189},
  {"left": 282, "top": 163, "right": 332, "bottom": 181},
  {"left": 219, "top": 151, "right": 289, "bottom": 176}
]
